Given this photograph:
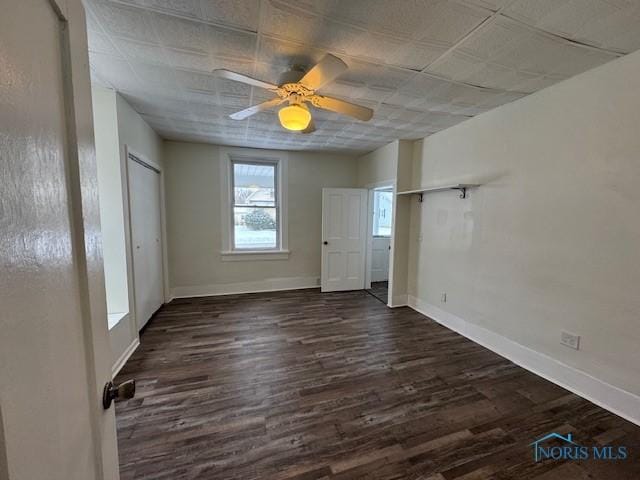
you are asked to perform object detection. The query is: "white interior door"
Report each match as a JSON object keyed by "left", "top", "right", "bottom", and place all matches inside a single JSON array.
[
  {"left": 128, "top": 156, "right": 164, "bottom": 330},
  {"left": 371, "top": 237, "right": 391, "bottom": 282},
  {"left": 0, "top": 1, "right": 119, "bottom": 479},
  {"left": 321, "top": 188, "right": 368, "bottom": 292}
]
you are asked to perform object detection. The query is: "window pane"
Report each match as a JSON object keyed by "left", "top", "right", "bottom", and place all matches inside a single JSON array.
[
  {"left": 234, "top": 206, "right": 277, "bottom": 249},
  {"left": 373, "top": 190, "right": 393, "bottom": 237},
  {"left": 233, "top": 162, "right": 275, "bottom": 207}
]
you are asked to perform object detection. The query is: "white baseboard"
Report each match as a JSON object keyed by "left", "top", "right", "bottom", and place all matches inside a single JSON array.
[
  {"left": 407, "top": 295, "right": 640, "bottom": 427},
  {"left": 171, "top": 276, "right": 320, "bottom": 299},
  {"left": 388, "top": 294, "right": 408, "bottom": 308},
  {"left": 111, "top": 337, "right": 140, "bottom": 378}
]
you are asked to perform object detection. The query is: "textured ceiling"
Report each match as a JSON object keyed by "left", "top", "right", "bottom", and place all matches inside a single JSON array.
[{"left": 85, "top": 0, "right": 640, "bottom": 154}]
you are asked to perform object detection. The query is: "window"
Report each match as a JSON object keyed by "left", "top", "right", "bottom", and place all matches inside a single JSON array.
[
  {"left": 372, "top": 190, "right": 393, "bottom": 237},
  {"left": 220, "top": 151, "right": 289, "bottom": 260},
  {"left": 231, "top": 161, "right": 278, "bottom": 250}
]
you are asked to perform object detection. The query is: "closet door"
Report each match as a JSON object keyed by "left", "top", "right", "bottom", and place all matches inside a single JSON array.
[{"left": 128, "top": 155, "right": 164, "bottom": 330}]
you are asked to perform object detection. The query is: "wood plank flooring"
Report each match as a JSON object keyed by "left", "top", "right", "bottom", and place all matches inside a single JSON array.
[
  {"left": 115, "top": 289, "right": 640, "bottom": 479},
  {"left": 367, "top": 281, "right": 388, "bottom": 304}
]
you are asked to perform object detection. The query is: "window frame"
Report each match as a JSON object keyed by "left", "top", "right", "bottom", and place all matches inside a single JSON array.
[
  {"left": 230, "top": 159, "right": 280, "bottom": 251},
  {"left": 220, "top": 149, "right": 289, "bottom": 261}
]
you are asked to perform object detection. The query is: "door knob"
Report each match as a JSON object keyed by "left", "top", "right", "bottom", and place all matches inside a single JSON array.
[
  {"left": 102, "top": 379, "right": 136, "bottom": 409},
  {"left": 323, "top": 241, "right": 328, "bottom": 245}
]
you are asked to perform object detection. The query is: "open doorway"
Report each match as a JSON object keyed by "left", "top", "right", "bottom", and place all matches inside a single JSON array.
[{"left": 366, "top": 186, "right": 393, "bottom": 304}]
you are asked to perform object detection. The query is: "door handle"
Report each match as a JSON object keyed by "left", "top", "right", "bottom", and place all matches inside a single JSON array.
[
  {"left": 102, "top": 379, "right": 136, "bottom": 409},
  {"left": 323, "top": 241, "right": 328, "bottom": 245}
]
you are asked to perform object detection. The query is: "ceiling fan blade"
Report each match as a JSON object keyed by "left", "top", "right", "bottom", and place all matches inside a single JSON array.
[
  {"left": 213, "top": 69, "right": 278, "bottom": 91},
  {"left": 311, "top": 95, "right": 373, "bottom": 121},
  {"left": 229, "top": 98, "right": 283, "bottom": 120},
  {"left": 299, "top": 54, "right": 348, "bottom": 91},
  {"left": 301, "top": 118, "right": 315, "bottom": 134}
]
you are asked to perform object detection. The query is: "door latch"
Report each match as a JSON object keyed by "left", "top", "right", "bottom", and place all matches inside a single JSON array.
[{"left": 102, "top": 379, "right": 136, "bottom": 409}]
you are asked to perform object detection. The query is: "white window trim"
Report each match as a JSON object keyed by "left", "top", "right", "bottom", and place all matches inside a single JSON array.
[{"left": 220, "top": 148, "right": 289, "bottom": 260}]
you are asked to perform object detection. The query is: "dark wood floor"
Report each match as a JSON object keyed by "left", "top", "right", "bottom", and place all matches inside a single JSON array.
[
  {"left": 115, "top": 289, "right": 639, "bottom": 479},
  {"left": 367, "top": 281, "right": 389, "bottom": 304}
]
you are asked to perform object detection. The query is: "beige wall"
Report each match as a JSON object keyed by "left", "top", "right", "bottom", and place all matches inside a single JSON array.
[
  {"left": 116, "top": 95, "right": 163, "bottom": 168},
  {"left": 389, "top": 140, "right": 413, "bottom": 305},
  {"left": 164, "top": 141, "right": 358, "bottom": 296},
  {"left": 356, "top": 140, "right": 398, "bottom": 187},
  {"left": 109, "top": 93, "right": 164, "bottom": 373},
  {"left": 408, "top": 49, "right": 640, "bottom": 398},
  {"left": 356, "top": 139, "right": 415, "bottom": 306},
  {"left": 92, "top": 86, "right": 128, "bottom": 316}
]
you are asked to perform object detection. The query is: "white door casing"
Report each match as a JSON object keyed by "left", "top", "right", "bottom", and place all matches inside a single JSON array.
[
  {"left": 364, "top": 184, "right": 395, "bottom": 290},
  {"left": 0, "top": 1, "right": 120, "bottom": 479},
  {"left": 371, "top": 237, "right": 391, "bottom": 282},
  {"left": 128, "top": 155, "right": 164, "bottom": 330},
  {"left": 321, "top": 188, "right": 368, "bottom": 292}
]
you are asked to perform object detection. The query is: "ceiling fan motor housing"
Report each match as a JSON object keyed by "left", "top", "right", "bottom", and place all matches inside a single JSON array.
[{"left": 278, "top": 66, "right": 306, "bottom": 86}]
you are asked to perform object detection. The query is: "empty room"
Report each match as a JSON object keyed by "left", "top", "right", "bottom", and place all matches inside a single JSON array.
[{"left": 2, "top": 0, "right": 640, "bottom": 479}]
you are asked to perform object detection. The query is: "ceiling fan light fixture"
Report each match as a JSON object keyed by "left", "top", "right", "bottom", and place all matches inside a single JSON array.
[
  {"left": 278, "top": 104, "right": 311, "bottom": 131},
  {"left": 218, "top": 54, "right": 373, "bottom": 128}
]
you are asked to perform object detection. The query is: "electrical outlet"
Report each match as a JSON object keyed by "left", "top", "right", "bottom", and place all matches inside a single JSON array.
[
  {"left": 441, "top": 292, "right": 447, "bottom": 303},
  {"left": 560, "top": 331, "right": 580, "bottom": 350}
]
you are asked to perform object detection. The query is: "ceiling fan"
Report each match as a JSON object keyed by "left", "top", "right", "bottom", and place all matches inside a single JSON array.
[{"left": 213, "top": 54, "right": 374, "bottom": 133}]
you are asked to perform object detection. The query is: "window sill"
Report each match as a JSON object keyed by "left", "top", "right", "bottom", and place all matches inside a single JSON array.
[{"left": 221, "top": 250, "right": 290, "bottom": 262}]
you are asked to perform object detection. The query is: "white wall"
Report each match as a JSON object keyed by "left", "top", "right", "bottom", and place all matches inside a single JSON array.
[
  {"left": 92, "top": 86, "right": 129, "bottom": 318},
  {"left": 164, "top": 141, "right": 358, "bottom": 297},
  {"left": 109, "top": 93, "right": 164, "bottom": 374},
  {"left": 407, "top": 49, "right": 640, "bottom": 412}
]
